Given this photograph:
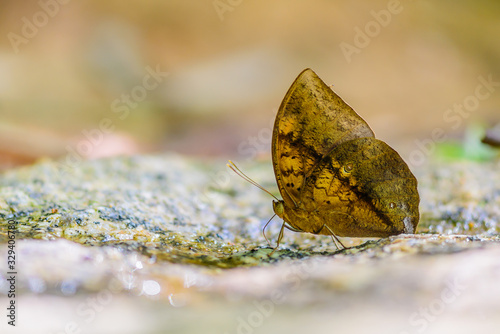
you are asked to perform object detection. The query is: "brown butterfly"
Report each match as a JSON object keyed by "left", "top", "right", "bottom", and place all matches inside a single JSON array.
[{"left": 230, "top": 68, "right": 419, "bottom": 250}]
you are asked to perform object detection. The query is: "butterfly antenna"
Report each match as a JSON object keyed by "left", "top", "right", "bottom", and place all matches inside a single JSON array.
[{"left": 227, "top": 160, "right": 279, "bottom": 200}]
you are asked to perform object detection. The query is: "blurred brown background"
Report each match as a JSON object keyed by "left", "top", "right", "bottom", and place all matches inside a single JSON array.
[{"left": 0, "top": 0, "right": 499, "bottom": 170}]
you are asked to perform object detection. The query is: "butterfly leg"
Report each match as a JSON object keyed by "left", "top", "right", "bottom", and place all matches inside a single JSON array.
[
  {"left": 269, "top": 222, "right": 286, "bottom": 256},
  {"left": 284, "top": 222, "right": 303, "bottom": 232},
  {"left": 262, "top": 214, "right": 277, "bottom": 248},
  {"left": 318, "top": 224, "right": 346, "bottom": 250}
]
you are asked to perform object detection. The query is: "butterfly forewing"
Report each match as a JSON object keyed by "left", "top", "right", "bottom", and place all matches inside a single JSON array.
[{"left": 272, "top": 68, "right": 375, "bottom": 208}]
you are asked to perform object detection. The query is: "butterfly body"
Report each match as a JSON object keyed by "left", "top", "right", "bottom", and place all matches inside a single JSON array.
[{"left": 272, "top": 69, "right": 419, "bottom": 238}]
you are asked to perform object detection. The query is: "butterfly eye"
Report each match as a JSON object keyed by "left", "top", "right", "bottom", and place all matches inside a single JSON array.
[
  {"left": 343, "top": 163, "right": 354, "bottom": 174},
  {"left": 389, "top": 202, "right": 396, "bottom": 209}
]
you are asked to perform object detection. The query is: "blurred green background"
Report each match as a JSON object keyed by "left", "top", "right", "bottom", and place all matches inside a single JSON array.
[{"left": 0, "top": 0, "right": 499, "bottom": 169}]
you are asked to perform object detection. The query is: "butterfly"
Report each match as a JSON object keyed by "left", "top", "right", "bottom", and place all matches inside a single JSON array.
[{"left": 230, "top": 68, "right": 419, "bottom": 250}]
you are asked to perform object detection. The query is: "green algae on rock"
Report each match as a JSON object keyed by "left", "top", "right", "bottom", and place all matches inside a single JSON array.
[
  {"left": 416, "top": 160, "right": 500, "bottom": 235},
  {"left": 0, "top": 155, "right": 249, "bottom": 267}
]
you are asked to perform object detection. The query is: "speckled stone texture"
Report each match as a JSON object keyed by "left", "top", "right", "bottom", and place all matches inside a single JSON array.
[{"left": 0, "top": 155, "right": 499, "bottom": 334}]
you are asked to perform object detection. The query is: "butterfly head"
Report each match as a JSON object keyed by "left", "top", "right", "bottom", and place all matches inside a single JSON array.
[{"left": 272, "top": 200, "right": 285, "bottom": 219}]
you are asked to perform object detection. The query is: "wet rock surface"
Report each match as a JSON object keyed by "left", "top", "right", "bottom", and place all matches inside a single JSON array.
[{"left": 0, "top": 155, "right": 499, "bottom": 333}]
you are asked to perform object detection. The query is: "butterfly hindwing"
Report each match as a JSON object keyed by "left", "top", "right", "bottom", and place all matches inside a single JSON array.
[{"left": 301, "top": 137, "right": 419, "bottom": 237}]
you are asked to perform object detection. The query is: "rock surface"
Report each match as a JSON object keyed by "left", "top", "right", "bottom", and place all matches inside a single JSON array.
[{"left": 0, "top": 155, "right": 499, "bottom": 333}]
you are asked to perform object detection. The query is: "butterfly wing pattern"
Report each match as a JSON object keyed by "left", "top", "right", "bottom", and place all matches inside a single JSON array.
[{"left": 272, "top": 68, "right": 419, "bottom": 238}]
